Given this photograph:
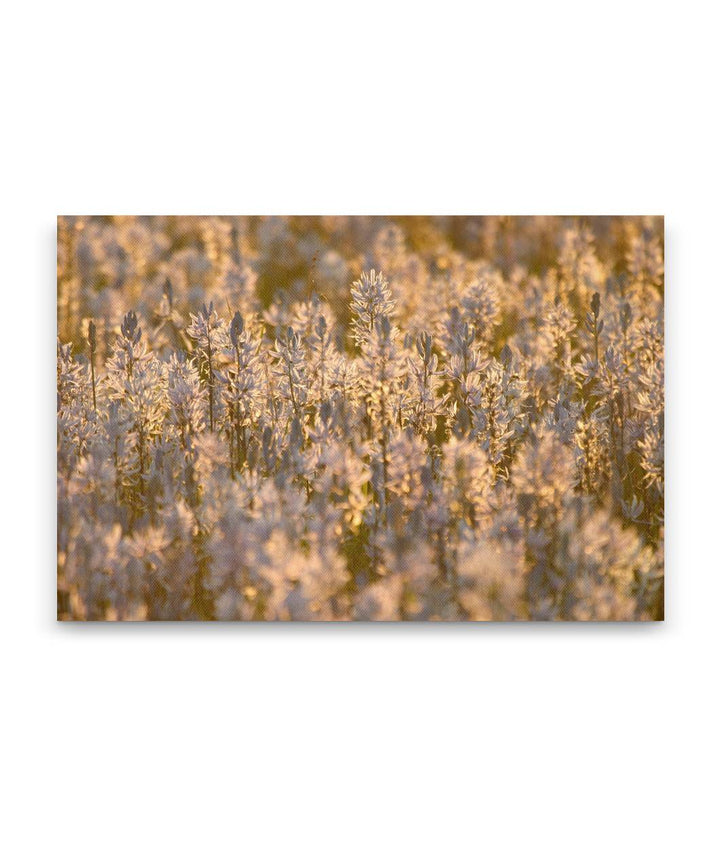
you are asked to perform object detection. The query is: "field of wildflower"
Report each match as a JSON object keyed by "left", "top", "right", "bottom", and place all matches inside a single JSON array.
[{"left": 57, "top": 216, "right": 664, "bottom": 620}]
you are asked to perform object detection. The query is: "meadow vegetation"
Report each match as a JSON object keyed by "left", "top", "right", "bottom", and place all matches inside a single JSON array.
[{"left": 57, "top": 216, "right": 664, "bottom": 620}]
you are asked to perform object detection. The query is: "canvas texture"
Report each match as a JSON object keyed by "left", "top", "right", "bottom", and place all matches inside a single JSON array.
[{"left": 57, "top": 216, "right": 664, "bottom": 621}]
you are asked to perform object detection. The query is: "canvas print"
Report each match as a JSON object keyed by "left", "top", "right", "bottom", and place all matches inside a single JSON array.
[{"left": 57, "top": 216, "right": 664, "bottom": 621}]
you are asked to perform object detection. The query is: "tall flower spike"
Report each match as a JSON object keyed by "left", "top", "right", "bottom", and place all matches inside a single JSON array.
[
  {"left": 350, "top": 269, "right": 395, "bottom": 346},
  {"left": 230, "top": 311, "right": 244, "bottom": 350},
  {"left": 87, "top": 320, "right": 97, "bottom": 412},
  {"left": 120, "top": 310, "right": 141, "bottom": 345},
  {"left": 163, "top": 278, "right": 173, "bottom": 311}
]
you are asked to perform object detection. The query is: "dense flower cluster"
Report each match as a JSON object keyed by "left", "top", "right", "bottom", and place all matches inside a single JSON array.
[{"left": 57, "top": 216, "right": 664, "bottom": 620}]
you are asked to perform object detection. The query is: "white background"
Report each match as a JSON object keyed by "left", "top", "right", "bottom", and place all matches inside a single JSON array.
[{"left": 1, "top": 1, "right": 718, "bottom": 853}]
